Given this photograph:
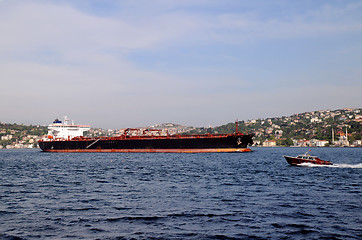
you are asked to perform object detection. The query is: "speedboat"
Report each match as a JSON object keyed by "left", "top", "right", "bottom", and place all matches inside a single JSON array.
[{"left": 283, "top": 151, "right": 333, "bottom": 166}]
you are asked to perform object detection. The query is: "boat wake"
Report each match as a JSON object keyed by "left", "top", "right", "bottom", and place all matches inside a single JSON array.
[
  {"left": 330, "top": 163, "right": 362, "bottom": 169},
  {"left": 297, "top": 163, "right": 362, "bottom": 169}
]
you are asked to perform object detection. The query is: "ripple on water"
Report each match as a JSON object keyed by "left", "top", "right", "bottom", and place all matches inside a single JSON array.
[{"left": 0, "top": 148, "right": 361, "bottom": 239}]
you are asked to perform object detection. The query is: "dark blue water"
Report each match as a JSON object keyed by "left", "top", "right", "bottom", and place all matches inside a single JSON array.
[{"left": 0, "top": 148, "right": 361, "bottom": 239}]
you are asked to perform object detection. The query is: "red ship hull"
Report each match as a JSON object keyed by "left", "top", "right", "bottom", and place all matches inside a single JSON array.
[
  {"left": 40, "top": 148, "right": 252, "bottom": 153},
  {"left": 39, "top": 133, "right": 253, "bottom": 153}
]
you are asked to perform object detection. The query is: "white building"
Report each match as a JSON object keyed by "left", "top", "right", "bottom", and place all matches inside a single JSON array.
[
  {"left": 1, "top": 135, "right": 12, "bottom": 141},
  {"left": 263, "top": 140, "right": 277, "bottom": 147},
  {"left": 316, "top": 140, "right": 329, "bottom": 147},
  {"left": 353, "top": 140, "right": 362, "bottom": 146},
  {"left": 310, "top": 117, "right": 321, "bottom": 123}
]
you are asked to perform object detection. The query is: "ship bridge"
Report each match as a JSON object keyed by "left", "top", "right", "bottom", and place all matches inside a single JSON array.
[{"left": 46, "top": 117, "right": 90, "bottom": 140}]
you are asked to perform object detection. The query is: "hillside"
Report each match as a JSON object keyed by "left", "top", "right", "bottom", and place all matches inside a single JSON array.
[
  {"left": 1, "top": 108, "right": 361, "bottom": 148},
  {"left": 0, "top": 123, "right": 47, "bottom": 148},
  {"left": 185, "top": 108, "right": 362, "bottom": 147}
]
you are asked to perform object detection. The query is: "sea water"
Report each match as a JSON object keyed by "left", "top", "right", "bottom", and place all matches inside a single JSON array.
[{"left": 0, "top": 148, "right": 361, "bottom": 239}]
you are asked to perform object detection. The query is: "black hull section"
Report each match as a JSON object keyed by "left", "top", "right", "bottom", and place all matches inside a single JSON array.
[{"left": 39, "top": 134, "right": 253, "bottom": 153}]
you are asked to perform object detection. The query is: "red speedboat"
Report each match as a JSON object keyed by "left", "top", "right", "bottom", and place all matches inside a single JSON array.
[{"left": 283, "top": 151, "right": 333, "bottom": 166}]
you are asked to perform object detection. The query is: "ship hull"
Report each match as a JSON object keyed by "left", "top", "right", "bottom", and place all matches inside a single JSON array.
[
  {"left": 39, "top": 148, "right": 252, "bottom": 153},
  {"left": 39, "top": 134, "right": 253, "bottom": 153}
]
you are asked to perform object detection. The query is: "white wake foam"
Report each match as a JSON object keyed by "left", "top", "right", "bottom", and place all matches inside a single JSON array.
[
  {"left": 297, "top": 163, "right": 362, "bottom": 168},
  {"left": 330, "top": 163, "right": 362, "bottom": 169}
]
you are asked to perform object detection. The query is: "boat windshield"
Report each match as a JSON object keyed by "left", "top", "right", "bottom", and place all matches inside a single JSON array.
[{"left": 296, "top": 154, "right": 315, "bottom": 160}]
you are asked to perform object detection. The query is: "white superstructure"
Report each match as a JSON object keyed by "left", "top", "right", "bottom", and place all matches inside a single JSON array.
[{"left": 46, "top": 117, "right": 90, "bottom": 140}]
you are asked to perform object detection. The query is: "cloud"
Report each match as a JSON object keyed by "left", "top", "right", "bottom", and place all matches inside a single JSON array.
[
  {"left": 203, "top": 2, "right": 362, "bottom": 44},
  {"left": 0, "top": 0, "right": 361, "bottom": 128},
  {"left": 2, "top": 1, "right": 361, "bottom": 62},
  {"left": 0, "top": 3, "right": 161, "bottom": 58}
]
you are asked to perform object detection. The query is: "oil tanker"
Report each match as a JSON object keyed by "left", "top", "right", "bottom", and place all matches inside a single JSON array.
[{"left": 38, "top": 117, "right": 253, "bottom": 153}]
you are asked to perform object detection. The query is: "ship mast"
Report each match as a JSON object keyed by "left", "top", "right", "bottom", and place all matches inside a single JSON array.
[{"left": 235, "top": 119, "right": 239, "bottom": 134}]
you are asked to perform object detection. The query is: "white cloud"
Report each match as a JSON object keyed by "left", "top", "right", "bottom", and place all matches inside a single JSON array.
[
  {"left": 0, "top": 0, "right": 361, "bottom": 128},
  {"left": 0, "top": 3, "right": 158, "bottom": 57},
  {"left": 2, "top": 1, "right": 361, "bottom": 61},
  {"left": 204, "top": 2, "right": 362, "bottom": 44}
]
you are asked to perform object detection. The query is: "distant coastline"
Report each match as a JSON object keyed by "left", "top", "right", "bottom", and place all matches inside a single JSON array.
[{"left": 1, "top": 108, "right": 361, "bottom": 149}]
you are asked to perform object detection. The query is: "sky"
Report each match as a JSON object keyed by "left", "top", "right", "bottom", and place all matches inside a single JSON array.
[{"left": 1, "top": 0, "right": 362, "bottom": 129}]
